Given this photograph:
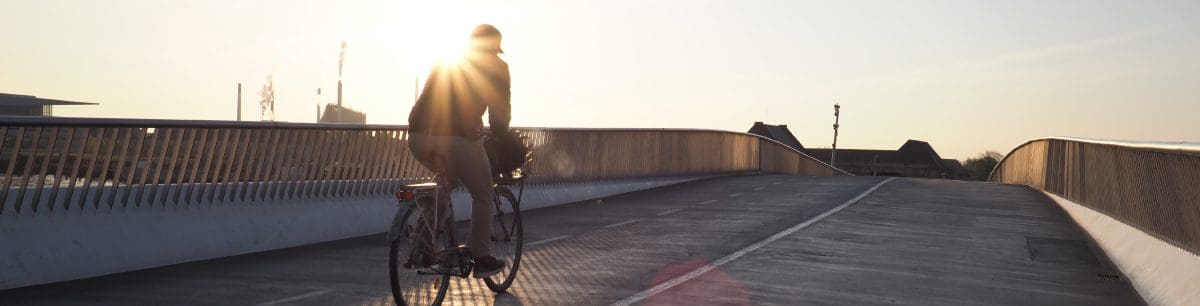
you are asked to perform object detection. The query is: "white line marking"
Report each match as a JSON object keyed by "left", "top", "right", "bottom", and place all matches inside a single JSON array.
[
  {"left": 697, "top": 200, "right": 717, "bottom": 205},
  {"left": 257, "top": 289, "right": 332, "bottom": 306},
  {"left": 773, "top": 182, "right": 782, "bottom": 185},
  {"left": 610, "top": 178, "right": 896, "bottom": 306},
  {"left": 603, "top": 219, "right": 641, "bottom": 229},
  {"left": 527, "top": 235, "right": 571, "bottom": 246},
  {"left": 728, "top": 193, "right": 744, "bottom": 198},
  {"left": 657, "top": 208, "right": 683, "bottom": 216},
  {"left": 754, "top": 186, "right": 766, "bottom": 191}
]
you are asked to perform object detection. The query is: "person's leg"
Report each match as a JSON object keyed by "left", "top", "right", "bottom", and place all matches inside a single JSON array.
[{"left": 448, "top": 137, "right": 496, "bottom": 258}]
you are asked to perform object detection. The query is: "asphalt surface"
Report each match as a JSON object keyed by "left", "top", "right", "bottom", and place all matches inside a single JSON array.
[{"left": 0, "top": 175, "right": 1142, "bottom": 305}]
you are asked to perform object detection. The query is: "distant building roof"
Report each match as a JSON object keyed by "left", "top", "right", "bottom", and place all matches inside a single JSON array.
[
  {"left": 0, "top": 93, "right": 97, "bottom": 107},
  {"left": 318, "top": 103, "right": 366, "bottom": 124},
  {"left": 808, "top": 148, "right": 941, "bottom": 168},
  {"left": 808, "top": 139, "right": 968, "bottom": 179},
  {"left": 897, "top": 140, "right": 945, "bottom": 168},
  {"left": 747, "top": 122, "right": 806, "bottom": 153},
  {"left": 941, "top": 159, "right": 964, "bottom": 169}
]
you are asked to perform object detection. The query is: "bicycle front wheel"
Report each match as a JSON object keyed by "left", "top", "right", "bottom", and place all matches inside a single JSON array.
[
  {"left": 484, "top": 186, "right": 523, "bottom": 293},
  {"left": 390, "top": 202, "right": 452, "bottom": 305}
]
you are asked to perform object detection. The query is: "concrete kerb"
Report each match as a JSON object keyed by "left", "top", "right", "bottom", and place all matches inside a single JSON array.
[{"left": 1042, "top": 191, "right": 1199, "bottom": 306}]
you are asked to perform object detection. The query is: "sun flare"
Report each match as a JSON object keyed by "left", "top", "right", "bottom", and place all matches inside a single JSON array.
[{"left": 403, "top": 2, "right": 476, "bottom": 71}]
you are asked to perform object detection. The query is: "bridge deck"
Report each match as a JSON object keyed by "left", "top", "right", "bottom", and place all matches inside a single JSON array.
[{"left": 0, "top": 175, "right": 1142, "bottom": 305}]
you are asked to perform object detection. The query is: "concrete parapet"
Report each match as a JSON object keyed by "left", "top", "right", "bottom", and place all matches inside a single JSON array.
[
  {"left": 1045, "top": 192, "right": 1199, "bottom": 306},
  {"left": 0, "top": 176, "right": 707, "bottom": 289}
]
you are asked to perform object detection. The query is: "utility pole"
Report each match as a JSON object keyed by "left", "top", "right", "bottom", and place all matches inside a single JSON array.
[
  {"left": 337, "top": 41, "right": 346, "bottom": 123},
  {"left": 871, "top": 154, "right": 879, "bottom": 176},
  {"left": 236, "top": 83, "right": 242, "bottom": 121},
  {"left": 831, "top": 102, "right": 841, "bottom": 168}
]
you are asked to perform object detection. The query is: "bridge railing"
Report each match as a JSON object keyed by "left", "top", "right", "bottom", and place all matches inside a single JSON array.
[
  {"left": 989, "top": 137, "right": 1200, "bottom": 255},
  {"left": 0, "top": 116, "right": 844, "bottom": 217}
]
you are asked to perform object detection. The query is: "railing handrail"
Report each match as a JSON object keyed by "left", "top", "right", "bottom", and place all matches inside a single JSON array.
[
  {"left": 989, "top": 136, "right": 1200, "bottom": 181},
  {"left": 522, "top": 127, "right": 848, "bottom": 175},
  {"left": 0, "top": 115, "right": 410, "bottom": 130},
  {"left": 0, "top": 116, "right": 848, "bottom": 175}
]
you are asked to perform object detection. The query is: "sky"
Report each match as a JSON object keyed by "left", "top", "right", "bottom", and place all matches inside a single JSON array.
[{"left": 1, "top": 0, "right": 1198, "bottom": 160}]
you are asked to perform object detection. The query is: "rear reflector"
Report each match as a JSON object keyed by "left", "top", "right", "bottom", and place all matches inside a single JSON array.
[{"left": 395, "top": 191, "right": 415, "bottom": 201}]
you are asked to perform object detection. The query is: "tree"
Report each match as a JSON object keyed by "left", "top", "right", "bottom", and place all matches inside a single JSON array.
[
  {"left": 963, "top": 150, "right": 1003, "bottom": 181},
  {"left": 259, "top": 74, "right": 275, "bottom": 121}
]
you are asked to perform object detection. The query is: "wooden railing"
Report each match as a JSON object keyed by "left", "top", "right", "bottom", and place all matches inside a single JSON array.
[
  {"left": 0, "top": 117, "right": 844, "bottom": 217},
  {"left": 990, "top": 137, "right": 1200, "bottom": 255}
]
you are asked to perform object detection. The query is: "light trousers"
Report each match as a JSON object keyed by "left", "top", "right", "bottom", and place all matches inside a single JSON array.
[{"left": 407, "top": 132, "right": 495, "bottom": 258}]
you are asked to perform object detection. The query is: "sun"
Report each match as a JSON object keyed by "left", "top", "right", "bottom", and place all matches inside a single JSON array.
[
  {"left": 402, "top": 2, "right": 475, "bottom": 71},
  {"left": 413, "top": 27, "right": 470, "bottom": 68}
]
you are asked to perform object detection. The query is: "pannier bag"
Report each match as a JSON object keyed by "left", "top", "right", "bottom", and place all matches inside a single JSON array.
[{"left": 484, "top": 130, "right": 532, "bottom": 176}]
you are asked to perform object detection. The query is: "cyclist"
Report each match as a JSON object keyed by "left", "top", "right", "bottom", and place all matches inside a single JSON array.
[{"left": 407, "top": 24, "right": 510, "bottom": 278}]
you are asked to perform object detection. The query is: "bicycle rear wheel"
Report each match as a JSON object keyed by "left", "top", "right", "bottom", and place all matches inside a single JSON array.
[
  {"left": 484, "top": 186, "right": 523, "bottom": 292},
  {"left": 390, "top": 199, "right": 453, "bottom": 305}
]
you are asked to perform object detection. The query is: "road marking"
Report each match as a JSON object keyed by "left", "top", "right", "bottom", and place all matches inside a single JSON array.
[
  {"left": 773, "top": 182, "right": 782, "bottom": 185},
  {"left": 603, "top": 219, "right": 641, "bottom": 229},
  {"left": 728, "top": 193, "right": 743, "bottom": 198},
  {"left": 657, "top": 208, "right": 683, "bottom": 216},
  {"left": 754, "top": 186, "right": 766, "bottom": 191},
  {"left": 257, "top": 289, "right": 332, "bottom": 306},
  {"left": 610, "top": 178, "right": 897, "bottom": 306},
  {"left": 527, "top": 235, "right": 571, "bottom": 246},
  {"left": 697, "top": 200, "right": 717, "bottom": 205}
]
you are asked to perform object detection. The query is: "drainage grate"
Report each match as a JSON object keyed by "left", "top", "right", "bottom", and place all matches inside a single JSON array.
[
  {"left": 1025, "top": 236, "right": 1100, "bottom": 266},
  {"left": 1096, "top": 273, "right": 1123, "bottom": 281}
]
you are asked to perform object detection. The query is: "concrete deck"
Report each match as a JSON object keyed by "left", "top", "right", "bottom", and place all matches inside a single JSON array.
[{"left": 0, "top": 175, "right": 1142, "bottom": 305}]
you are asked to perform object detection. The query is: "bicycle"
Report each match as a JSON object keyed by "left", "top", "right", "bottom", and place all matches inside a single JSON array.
[{"left": 387, "top": 134, "right": 529, "bottom": 306}]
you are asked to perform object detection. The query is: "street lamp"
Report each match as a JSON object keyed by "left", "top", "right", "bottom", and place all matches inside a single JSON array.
[{"left": 831, "top": 103, "right": 841, "bottom": 168}]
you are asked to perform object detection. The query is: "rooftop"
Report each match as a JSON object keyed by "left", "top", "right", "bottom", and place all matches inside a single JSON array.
[
  {"left": 747, "top": 122, "right": 806, "bottom": 153},
  {"left": 0, "top": 93, "right": 97, "bottom": 107}
]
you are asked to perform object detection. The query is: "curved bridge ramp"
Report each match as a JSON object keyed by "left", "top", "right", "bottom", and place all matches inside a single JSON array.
[{"left": 0, "top": 175, "right": 1142, "bottom": 305}]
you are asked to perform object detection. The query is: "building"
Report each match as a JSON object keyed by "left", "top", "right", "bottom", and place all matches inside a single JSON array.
[
  {"left": 747, "top": 122, "right": 808, "bottom": 154},
  {"left": 0, "top": 93, "right": 96, "bottom": 116},
  {"left": 318, "top": 103, "right": 366, "bottom": 124},
  {"left": 808, "top": 140, "right": 970, "bottom": 179}
]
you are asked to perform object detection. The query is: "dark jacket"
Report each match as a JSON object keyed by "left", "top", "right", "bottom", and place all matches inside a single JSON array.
[{"left": 408, "top": 51, "right": 511, "bottom": 140}]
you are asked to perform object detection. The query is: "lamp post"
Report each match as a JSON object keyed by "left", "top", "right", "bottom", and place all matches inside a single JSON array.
[
  {"left": 236, "top": 83, "right": 242, "bottom": 121},
  {"left": 831, "top": 103, "right": 841, "bottom": 168}
]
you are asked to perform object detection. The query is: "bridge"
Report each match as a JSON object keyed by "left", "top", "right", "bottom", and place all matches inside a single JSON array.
[{"left": 0, "top": 117, "right": 1196, "bottom": 305}]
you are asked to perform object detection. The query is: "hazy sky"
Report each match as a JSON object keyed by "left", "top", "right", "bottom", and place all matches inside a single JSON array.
[{"left": 2, "top": 0, "right": 1198, "bottom": 159}]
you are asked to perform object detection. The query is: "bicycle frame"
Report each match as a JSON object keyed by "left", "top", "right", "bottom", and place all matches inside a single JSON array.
[
  {"left": 388, "top": 132, "right": 532, "bottom": 304},
  {"left": 389, "top": 177, "right": 478, "bottom": 278}
]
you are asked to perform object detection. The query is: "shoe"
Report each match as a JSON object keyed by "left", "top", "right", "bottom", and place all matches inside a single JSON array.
[{"left": 472, "top": 256, "right": 506, "bottom": 278}]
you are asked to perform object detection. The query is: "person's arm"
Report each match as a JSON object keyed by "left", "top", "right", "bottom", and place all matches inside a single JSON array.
[{"left": 487, "top": 61, "right": 512, "bottom": 135}]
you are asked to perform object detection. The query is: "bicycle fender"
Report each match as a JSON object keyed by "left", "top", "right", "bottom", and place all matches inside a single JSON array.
[{"left": 387, "top": 207, "right": 408, "bottom": 241}]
